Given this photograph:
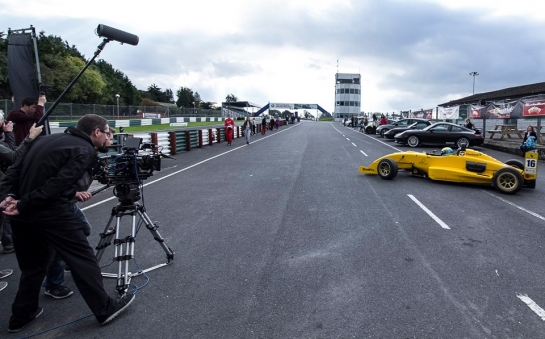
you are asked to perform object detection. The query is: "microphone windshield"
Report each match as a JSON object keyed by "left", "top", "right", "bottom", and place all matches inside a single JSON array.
[{"left": 96, "top": 24, "right": 139, "bottom": 46}]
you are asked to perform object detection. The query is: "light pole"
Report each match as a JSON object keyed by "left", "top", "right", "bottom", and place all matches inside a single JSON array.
[
  {"left": 192, "top": 101, "right": 196, "bottom": 115},
  {"left": 115, "top": 94, "right": 120, "bottom": 119},
  {"left": 469, "top": 72, "right": 479, "bottom": 95}
]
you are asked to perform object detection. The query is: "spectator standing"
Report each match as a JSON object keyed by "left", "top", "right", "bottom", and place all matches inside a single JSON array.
[
  {"left": 261, "top": 115, "right": 267, "bottom": 135},
  {"left": 251, "top": 117, "right": 256, "bottom": 135},
  {"left": 7, "top": 96, "right": 46, "bottom": 146},
  {"left": 224, "top": 114, "right": 235, "bottom": 146},
  {"left": 520, "top": 125, "right": 538, "bottom": 154},
  {"left": 379, "top": 114, "right": 387, "bottom": 125},
  {"left": 243, "top": 117, "right": 252, "bottom": 145},
  {"left": 0, "top": 123, "right": 42, "bottom": 255},
  {"left": 0, "top": 112, "right": 16, "bottom": 254},
  {"left": 465, "top": 118, "right": 474, "bottom": 130},
  {"left": 275, "top": 117, "right": 279, "bottom": 130}
]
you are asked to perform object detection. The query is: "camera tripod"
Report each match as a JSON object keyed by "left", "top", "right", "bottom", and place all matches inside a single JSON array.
[{"left": 95, "top": 184, "right": 174, "bottom": 296}]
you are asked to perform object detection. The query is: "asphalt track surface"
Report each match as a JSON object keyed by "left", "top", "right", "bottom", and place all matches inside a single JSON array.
[{"left": 2, "top": 121, "right": 545, "bottom": 338}]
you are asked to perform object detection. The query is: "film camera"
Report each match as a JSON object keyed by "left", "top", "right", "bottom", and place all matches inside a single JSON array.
[{"left": 91, "top": 137, "right": 161, "bottom": 202}]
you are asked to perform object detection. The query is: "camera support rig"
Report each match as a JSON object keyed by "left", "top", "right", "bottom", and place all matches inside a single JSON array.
[{"left": 95, "top": 182, "right": 174, "bottom": 296}]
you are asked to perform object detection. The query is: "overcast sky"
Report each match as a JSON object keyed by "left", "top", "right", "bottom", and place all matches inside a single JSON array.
[{"left": 2, "top": 0, "right": 544, "bottom": 114}]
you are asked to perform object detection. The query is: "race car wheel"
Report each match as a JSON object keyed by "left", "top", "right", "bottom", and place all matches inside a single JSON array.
[
  {"left": 380, "top": 129, "right": 389, "bottom": 137},
  {"left": 505, "top": 159, "right": 524, "bottom": 170},
  {"left": 456, "top": 137, "right": 470, "bottom": 149},
  {"left": 407, "top": 135, "right": 420, "bottom": 148},
  {"left": 492, "top": 167, "right": 523, "bottom": 194},
  {"left": 377, "top": 158, "right": 398, "bottom": 180}
]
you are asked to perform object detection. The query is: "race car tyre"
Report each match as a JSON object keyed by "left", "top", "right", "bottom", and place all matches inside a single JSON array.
[
  {"left": 505, "top": 159, "right": 524, "bottom": 170},
  {"left": 377, "top": 158, "right": 398, "bottom": 180},
  {"left": 380, "top": 129, "right": 389, "bottom": 137},
  {"left": 407, "top": 135, "right": 420, "bottom": 148},
  {"left": 492, "top": 167, "right": 523, "bottom": 194},
  {"left": 456, "top": 137, "right": 470, "bottom": 149}
]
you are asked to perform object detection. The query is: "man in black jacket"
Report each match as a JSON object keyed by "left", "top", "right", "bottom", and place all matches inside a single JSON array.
[{"left": 0, "top": 114, "right": 135, "bottom": 333}]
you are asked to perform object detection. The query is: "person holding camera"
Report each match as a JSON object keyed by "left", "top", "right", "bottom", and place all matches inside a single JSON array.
[
  {"left": 0, "top": 114, "right": 134, "bottom": 333},
  {"left": 224, "top": 114, "right": 235, "bottom": 145},
  {"left": 7, "top": 95, "right": 46, "bottom": 146}
]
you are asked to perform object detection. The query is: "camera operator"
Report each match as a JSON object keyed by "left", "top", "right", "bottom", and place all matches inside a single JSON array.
[
  {"left": 0, "top": 115, "right": 134, "bottom": 333},
  {"left": 7, "top": 95, "right": 46, "bottom": 146}
]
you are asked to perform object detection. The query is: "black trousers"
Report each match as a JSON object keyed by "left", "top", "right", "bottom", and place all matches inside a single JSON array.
[{"left": 10, "top": 214, "right": 116, "bottom": 324}]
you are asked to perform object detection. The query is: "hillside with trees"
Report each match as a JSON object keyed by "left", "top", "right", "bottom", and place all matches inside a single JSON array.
[{"left": 0, "top": 31, "right": 214, "bottom": 109}]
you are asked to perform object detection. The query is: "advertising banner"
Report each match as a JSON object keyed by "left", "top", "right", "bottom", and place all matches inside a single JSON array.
[
  {"left": 270, "top": 103, "right": 295, "bottom": 110},
  {"left": 438, "top": 106, "right": 459, "bottom": 119},
  {"left": 469, "top": 105, "right": 485, "bottom": 118},
  {"left": 484, "top": 101, "right": 520, "bottom": 119},
  {"left": 522, "top": 99, "right": 545, "bottom": 117},
  {"left": 409, "top": 109, "right": 434, "bottom": 119}
]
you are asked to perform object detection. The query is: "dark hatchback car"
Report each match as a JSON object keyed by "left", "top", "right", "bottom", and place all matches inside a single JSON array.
[
  {"left": 394, "top": 122, "right": 484, "bottom": 148},
  {"left": 383, "top": 120, "right": 433, "bottom": 139},
  {"left": 376, "top": 118, "right": 430, "bottom": 137}
]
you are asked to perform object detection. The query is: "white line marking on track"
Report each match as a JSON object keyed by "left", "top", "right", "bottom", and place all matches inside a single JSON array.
[
  {"left": 346, "top": 138, "right": 350, "bottom": 141},
  {"left": 352, "top": 142, "right": 357, "bottom": 147},
  {"left": 481, "top": 190, "right": 545, "bottom": 221},
  {"left": 83, "top": 124, "right": 301, "bottom": 211},
  {"left": 360, "top": 150, "right": 368, "bottom": 156},
  {"left": 407, "top": 194, "right": 450, "bottom": 229},
  {"left": 517, "top": 294, "right": 545, "bottom": 321}
]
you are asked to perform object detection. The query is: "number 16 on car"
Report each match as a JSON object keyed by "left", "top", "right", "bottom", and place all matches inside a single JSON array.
[{"left": 524, "top": 150, "right": 538, "bottom": 181}]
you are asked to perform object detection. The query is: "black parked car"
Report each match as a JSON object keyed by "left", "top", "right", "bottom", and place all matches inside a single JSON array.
[
  {"left": 394, "top": 122, "right": 484, "bottom": 148},
  {"left": 383, "top": 120, "right": 433, "bottom": 139},
  {"left": 376, "top": 118, "right": 430, "bottom": 137}
]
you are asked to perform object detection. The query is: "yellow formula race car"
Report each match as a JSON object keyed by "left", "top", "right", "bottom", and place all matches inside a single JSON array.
[{"left": 358, "top": 146, "right": 538, "bottom": 194}]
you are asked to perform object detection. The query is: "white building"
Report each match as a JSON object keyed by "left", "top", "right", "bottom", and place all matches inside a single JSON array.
[{"left": 334, "top": 73, "right": 361, "bottom": 120}]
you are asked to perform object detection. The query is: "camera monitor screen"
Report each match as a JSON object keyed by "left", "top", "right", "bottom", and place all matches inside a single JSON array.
[{"left": 124, "top": 137, "right": 142, "bottom": 150}]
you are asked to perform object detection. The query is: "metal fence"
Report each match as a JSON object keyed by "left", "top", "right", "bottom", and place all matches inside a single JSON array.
[{"left": 0, "top": 99, "right": 222, "bottom": 121}]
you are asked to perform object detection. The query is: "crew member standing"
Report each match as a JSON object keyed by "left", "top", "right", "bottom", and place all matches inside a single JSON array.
[
  {"left": 7, "top": 95, "right": 46, "bottom": 146},
  {"left": 0, "top": 114, "right": 135, "bottom": 332},
  {"left": 224, "top": 114, "right": 235, "bottom": 146}
]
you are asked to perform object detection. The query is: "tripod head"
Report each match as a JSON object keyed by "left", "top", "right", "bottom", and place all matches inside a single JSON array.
[{"left": 113, "top": 183, "right": 141, "bottom": 205}]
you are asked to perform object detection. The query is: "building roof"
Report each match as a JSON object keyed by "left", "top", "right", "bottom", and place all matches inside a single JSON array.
[{"left": 438, "top": 82, "right": 545, "bottom": 107}]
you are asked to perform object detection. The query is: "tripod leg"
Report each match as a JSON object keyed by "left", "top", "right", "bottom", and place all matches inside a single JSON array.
[
  {"left": 113, "top": 213, "right": 136, "bottom": 296},
  {"left": 95, "top": 213, "right": 117, "bottom": 262},
  {"left": 137, "top": 209, "right": 175, "bottom": 262}
]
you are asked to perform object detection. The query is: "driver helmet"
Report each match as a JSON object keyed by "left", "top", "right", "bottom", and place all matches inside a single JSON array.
[{"left": 441, "top": 147, "right": 454, "bottom": 155}]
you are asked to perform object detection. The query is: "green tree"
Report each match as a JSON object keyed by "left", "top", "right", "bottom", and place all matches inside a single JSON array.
[
  {"left": 176, "top": 86, "right": 195, "bottom": 108},
  {"left": 58, "top": 55, "right": 105, "bottom": 103},
  {"left": 200, "top": 101, "right": 216, "bottom": 109},
  {"left": 194, "top": 92, "right": 202, "bottom": 108},
  {"left": 94, "top": 60, "right": 141, "bottom": 105},
  {"left": 0, "top": 32, "right": 9, "bottom": 98},
  {"left": 225, "top": 93, "right": 237, "bottom": 102},
  {"left": 164, "top": 88, "right": 174, "bottom": 103}
]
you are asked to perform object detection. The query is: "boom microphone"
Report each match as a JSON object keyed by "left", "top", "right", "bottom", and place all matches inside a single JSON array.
[{"left": 96, "top": 24, "right": 139, "bottom": 46}]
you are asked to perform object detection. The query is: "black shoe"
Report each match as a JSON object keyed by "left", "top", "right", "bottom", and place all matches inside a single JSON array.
[
  {"left": 8, "top": 307, "right": 43, "bottom": 333},
  {"left": 97, "top": 293, "right": 135, "bottom": 325},
  {"left": 45, "top": 285, "right": 74, "bottom": 299},
  {"left": 64, "top": 265, "right": 71, "bottom": 273},
  {"left": 3, "top": 244, "right": 14, "bottom": 254}
]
